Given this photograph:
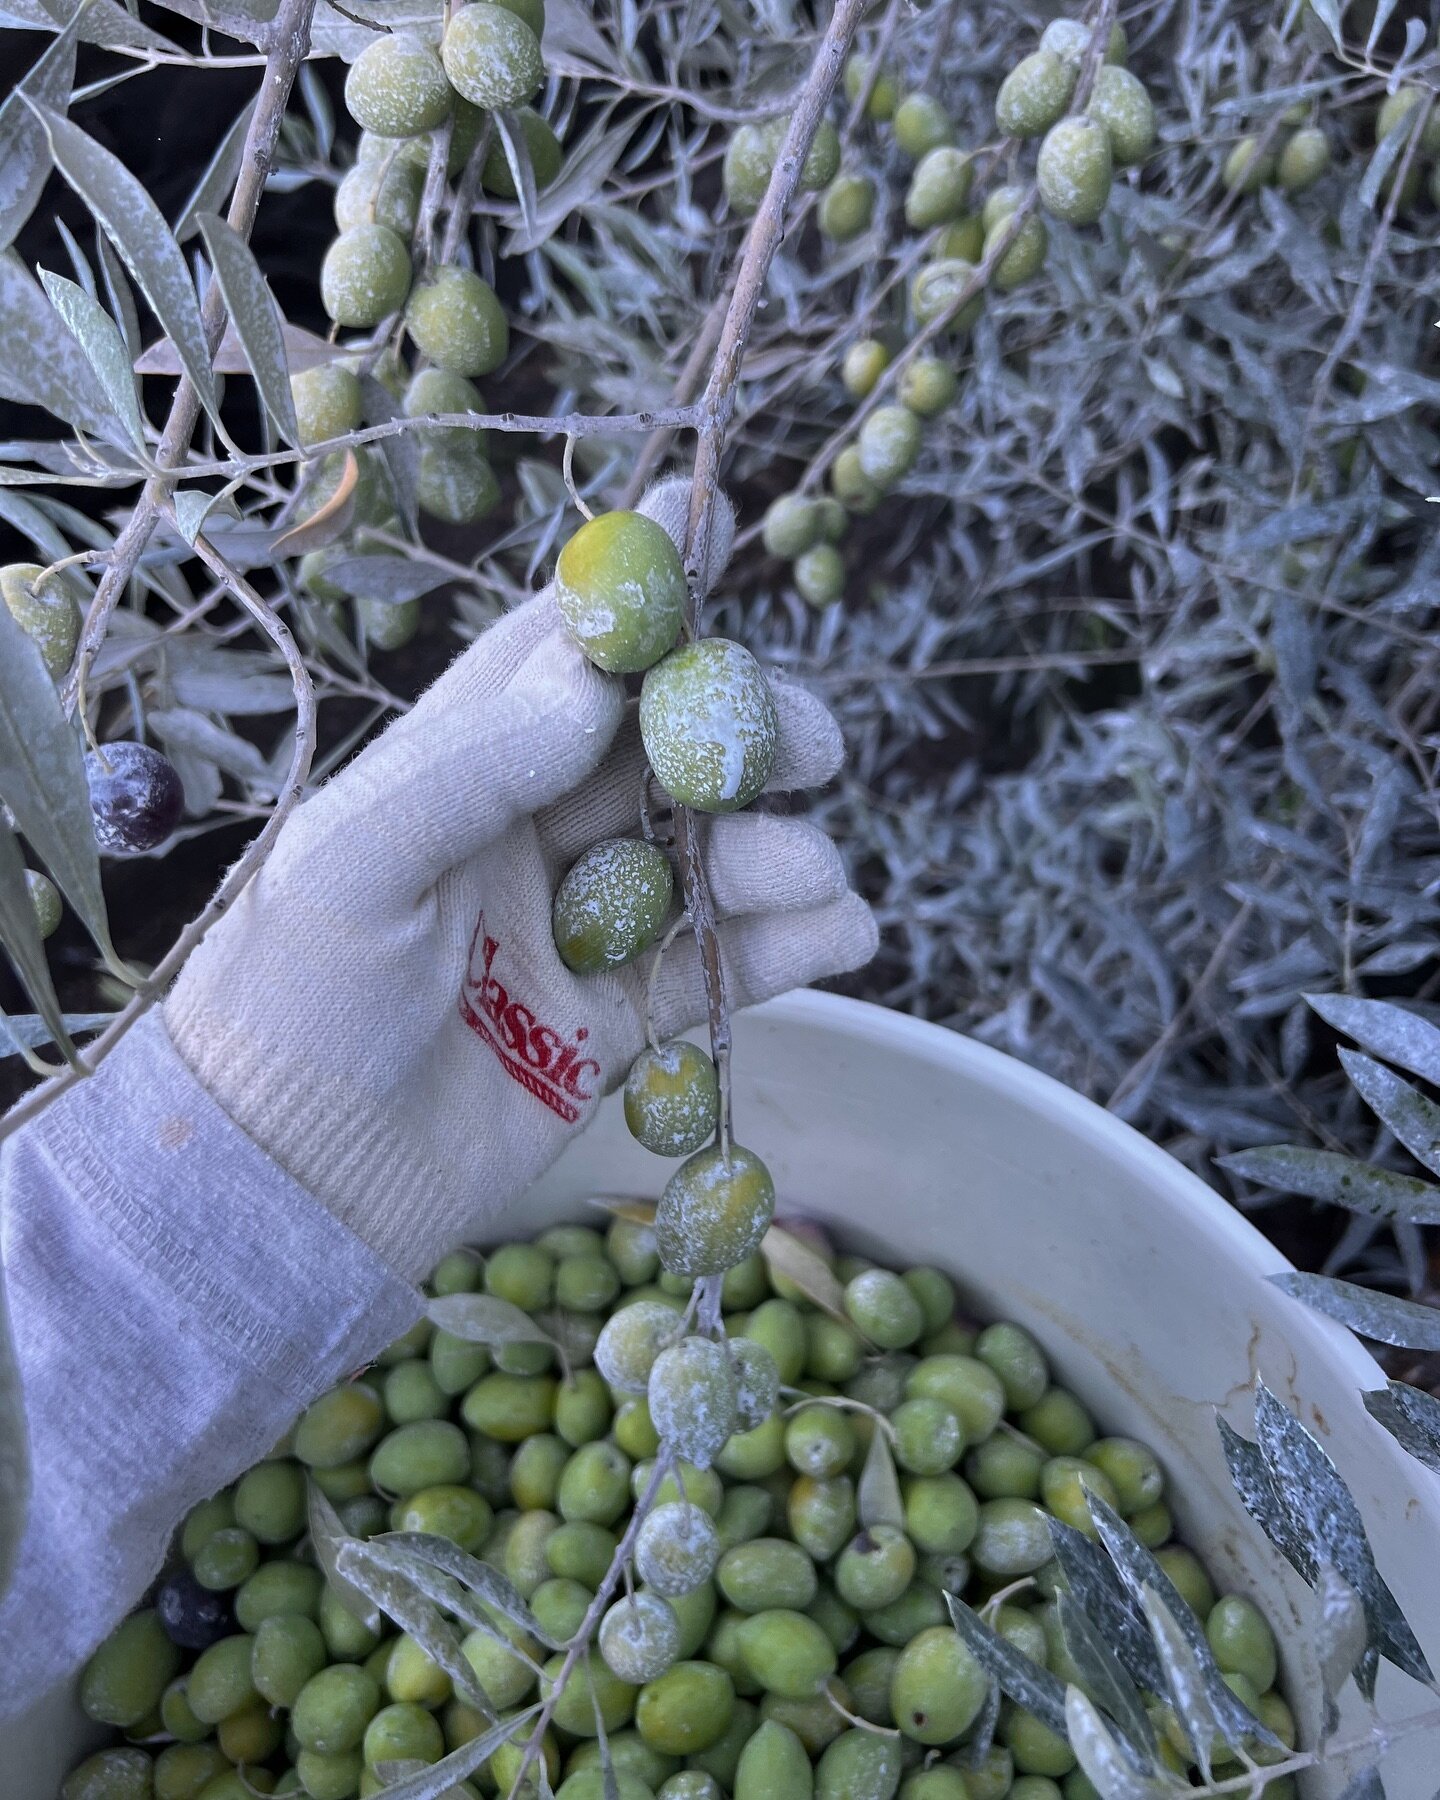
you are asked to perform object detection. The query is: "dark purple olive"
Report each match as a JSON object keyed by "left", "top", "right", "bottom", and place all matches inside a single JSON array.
[
  {"left": 84, "top": 741, "right": 184, "bottom": 853},
  {"left": 154, "top": 1567, "right": 232, "bottom": 1650}
]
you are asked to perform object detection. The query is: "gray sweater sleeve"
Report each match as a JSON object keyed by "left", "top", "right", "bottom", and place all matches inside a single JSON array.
[{"left": 0, "top": 1009, "right": 421, "bottom": 1718}]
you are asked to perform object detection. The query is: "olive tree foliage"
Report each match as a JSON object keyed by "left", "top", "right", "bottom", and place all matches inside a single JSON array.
[{"left": 2, "top": 0, "right": 1440, "bottom": 1788}]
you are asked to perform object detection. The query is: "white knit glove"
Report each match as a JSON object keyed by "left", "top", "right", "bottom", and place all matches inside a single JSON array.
[{"left": 165, "top": 479, "right": 876, "bottom": 1283}]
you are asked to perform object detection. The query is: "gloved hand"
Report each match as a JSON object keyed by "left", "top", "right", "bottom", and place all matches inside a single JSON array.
[{"left": 165, "top": 478, "right": 876, "bottom": 1282}]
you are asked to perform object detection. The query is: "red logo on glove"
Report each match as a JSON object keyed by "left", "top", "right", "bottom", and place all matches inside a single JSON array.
[{"left": 459, "top": 916, "right": 600, "bottom": 1123}]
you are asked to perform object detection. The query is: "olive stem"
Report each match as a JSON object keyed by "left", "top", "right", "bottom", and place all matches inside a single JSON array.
[
  {"left": 643, "top": 913, "right": 693, "bottom": 1054},
  {"left": 671, "top": 0, "right": 871, "bottom": 1155},
  {"left": 508, "top": 1448, "right": 677, "bottom": 1796},
  {"left": 562, "top": 433, "right": 596, "bottom": 520},
  {"left": 439, "top": 118, "right": 494, "bottom": 266},
  {"left": 826, "top": 1678, "right": 902, "bottom": 1737},
  {"left": 0, "top": 530, "right": 317, "bottom": 1143}
]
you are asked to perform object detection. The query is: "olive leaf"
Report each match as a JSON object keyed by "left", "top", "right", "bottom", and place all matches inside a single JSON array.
[
  {"left": 1063, "top": 1689, "right": 1173, "bottom": 1800},
  {"left": 1223, "top": 1381, "right": 1431, "bottom": 1697},
  {"left": 37, "top": 268, "right": 148, "bottom": 453},
  {"left": 0, "top": 20, "right": 78, "bottom": 253},
  {"left": 335, "top": 1538, "right": 496, "bottom": 1715},
  {"left": 195, "top": 212, "right": 299, "bottom": 446},
  {"left": 305, "top": 1480, "right": 380, "bottom": 1632},
  {"left": 588, "top": 1196, "right": 658, "bottom": 1225},
  {"left": 271, "top": 450, "right": 358, "bottom": 558},
  {"left": 1084, "top": 1493, "right": 1279, "bottom": 1755},
  {"left": 1139, "top": 1586, "right": 1227, "bottom": 1781},
  {"left": 1046, "top": 1518, "right": 1163, "bottom": 1695},
  {"left": 376, "top": 1530, "right": 553, "bottom": 1646},
  {"left": 493, "top": 107, "right": 541, "bottom": 242},
  {"left": 1362, "top": 1381, "right": 1440, "bottom": 1474},
  {"left": 0, "top": 600, "right": 118, "bottom": 970},
  {"left": 1334, "top": 1050, "right": 1440, "bottom": 1183},
  {"left": 945, "top": 1592, "right": 1070, "bottom": 1740},
  {"left": 322, "top": 554, "right": 445, "bottom": 606},
  {"left": 361, "top": 1704, "right": 539, "bottom": 1800},
  {"left": 175, "top": 99, "right": 257, "bottom": 243},
  {"left": 425, "top": 1292, "right": 561, "bottom": 1352},
  {"left": 19, "top": 0, "right": 176, "bottom": 52},
  {"left": 359, "top": 373, "right": 419, "bottom": 538},
  {"left": 1269, "top": 1272, "right": 1440, "bottom": 1352},
  {"left": 34, "top": 105, "right": 225, "bottom": 438},
  {"left": 760, "top": 1223, "right": 851, "bottom": 1324},
  {"left": 1217, "top": 1146, "right": 1440, "bottom": 1225},
  {"left": 0, "top": 248, "right": 112, "bottom": 435},
  {"left": 855, "top": 1419, "right": 904, "bottom": 1532},
  {"left": 1055, "top": 1591, "right": 1157, "bottom": 1760},
  {"left": 0, "top": 818, "right": 77, "bottom": 1067},
  {"left": 1307, "top": 992, "right": 1440, "bottom": 1089},
  {"left": 1314, "top": 1563, "right": 1368, "bottom": 1731}
]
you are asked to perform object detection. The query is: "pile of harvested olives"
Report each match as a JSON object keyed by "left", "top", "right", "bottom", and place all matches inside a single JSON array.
[{"left": 65, "top": 1207, "right": 1297, "bottom": 1800}]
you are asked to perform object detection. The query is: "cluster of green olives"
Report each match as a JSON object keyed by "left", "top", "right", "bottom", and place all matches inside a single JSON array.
[
  {"left": 544, "top": 506, "right": 780, "bottom": 1225},
  {"left": 291, "top": 3, "right": 564, "bottom": 652},
  {"left": 757, "top": 22, "right": 1156, "bottom": 611},
  {"left": 65, "top": 1221, "right": 1297, "bottom": 1800},
  {"left": 992, "top": 21, "right": 1153, "bottom": 229}
]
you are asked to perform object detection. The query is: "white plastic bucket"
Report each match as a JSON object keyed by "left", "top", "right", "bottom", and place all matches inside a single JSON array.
[{"left": 8, "top": 991, "right": 1440, "bottom": 1796}]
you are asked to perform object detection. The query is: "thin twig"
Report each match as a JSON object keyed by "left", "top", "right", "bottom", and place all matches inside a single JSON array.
[
  {"left": 672, "top": 0, "right": 870, "bottom": 1148},
  {"left": 169, "top": 404, "right": 709, "bottom": 485}
]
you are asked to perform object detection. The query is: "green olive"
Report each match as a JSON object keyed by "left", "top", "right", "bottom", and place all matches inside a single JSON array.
[
  {"left": 655, "top": 1143, "right": 776, "bottom": 1277},
  {"left": 81, "top": 1611, "right": 183, "bottom": 1728},
  {"left": 552, "top": 838, "right": 674, "bottom": 973},
  {"left": 624, "top": 1040, "right": 721, "bottom": 1156},
  {"left": 442, "top": 2, "right": 544, "bottom": 108},
  {"left": 640, "top": 638, "right": 779, "bottom": 814},
  {"left": 1036, "top": 117, "right": 1113, "bottom": 225},
  {"left": 405, "top": 265, "right": 508, "bottom": 377},
  {"left": 2, "top": 561, "right": 80, "bottom": 679},
  {"left": 344, "top": 33, "right": 452, "bottom": 137},
  {"left": 996, "top": 50, "right": 1075, "bottom": 139}
]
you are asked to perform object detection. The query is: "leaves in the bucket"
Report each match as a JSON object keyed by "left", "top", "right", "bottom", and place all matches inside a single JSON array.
[
  {"left": 364, "top": 1529, "right": 556, "bottom": 1648},
  {"left": 944, "top": 1592, "right": 1070, "bottom": 1740},
  {"left": 1219, "top": 1381, "right": 1430, "bottom": 1698},
  {"left": 426, "top": 1291, "right": 562, "bottom": 1351},
  {"left": 1085, "top": 1491, "right": 1280, "bottom": 1756},
  {"left": 1063, "top": 1689, "right": 1174, "bottom": 1800},
  {"left": 760, "top": 1223, "right": 851, "bottom": 1322},
  {"left": 361, "top": 1704, "right": 538, "bottom": 1800},
  {"left": 336, "top": 1536, "right": 495, "bottom": 1714},
  {"left": 856, "top": 1419, "right": 904, "bottom": 1532},
  {"left": 1140, "top": 1586, "right": 1228, "bottom": 1781},
  {"left": 1313, "top": 1563, "right": 1367, "bottom": 1732},
  {"left": 305, "top": 1480, "right": 380, "bottom": 1632},
  {"left": 1055, "top": 1592, "right": 1158, "bottom": 1760}
]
